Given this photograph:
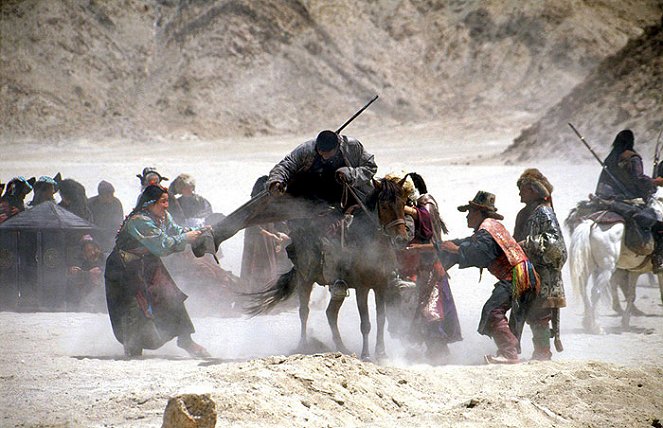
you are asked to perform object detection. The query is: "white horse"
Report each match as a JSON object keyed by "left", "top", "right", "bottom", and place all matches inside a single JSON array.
[{"left": 569, "top": 199, "right": 663, "bottom": 333}]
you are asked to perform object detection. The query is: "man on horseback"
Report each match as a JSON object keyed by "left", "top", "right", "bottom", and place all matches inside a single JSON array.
[
  {"left": 439, "top": 191, "right": 540, "bottom": 364},
  {"left": 513, "top": 169, "right": 567, "bottom": 361},
  {"left": 594, "top": 129, "right": 663, "bottom": 272},
  {"left": 266, "top": 129, "right": 377, "bottom": 298}
]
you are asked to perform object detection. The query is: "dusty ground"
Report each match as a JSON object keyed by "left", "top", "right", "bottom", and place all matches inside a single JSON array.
[{"left": 1, "top": 124, "right": 663, "bottom": 427}]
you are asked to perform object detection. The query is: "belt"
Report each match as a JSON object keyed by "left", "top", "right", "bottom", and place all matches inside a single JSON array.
[{"left": 119, "top": 249, "right": 149, "bottom": 263}]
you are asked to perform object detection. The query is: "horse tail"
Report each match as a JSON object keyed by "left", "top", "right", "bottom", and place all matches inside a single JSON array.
[
  {"left": 244, "top": 268, "right": 298, "bottom": 316},
  {"left": 569, "top": 220, "right": 594, "bottom": 299}
]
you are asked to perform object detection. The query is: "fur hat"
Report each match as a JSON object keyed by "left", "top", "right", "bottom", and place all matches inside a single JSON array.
[
  {"left": 516, "top": 168, "right": 553, "bottom": 199},
  {"left": 137, "top": 167, "right": 168, "bottom": 186},
  {"left": 458, "top": 190, "right": 504, "bottom": 220},
  {"left": 383, "top": 171, "right": 416, "bottom": 202}
]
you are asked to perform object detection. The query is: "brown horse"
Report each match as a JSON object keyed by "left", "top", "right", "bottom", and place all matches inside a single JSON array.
[{"left": 247, "top": 176, "right": 410, "bottom": 360}]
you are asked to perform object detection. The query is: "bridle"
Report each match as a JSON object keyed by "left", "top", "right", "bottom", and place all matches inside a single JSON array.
[{"left": 342, "top": 182, "right": 406, "bottom": 238}]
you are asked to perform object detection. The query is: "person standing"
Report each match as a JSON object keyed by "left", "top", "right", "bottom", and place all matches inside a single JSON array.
[
  {"left": 88, "top": 180, "right": 125, "bottom": 253},
  {"left": 439, "top": 191, "right": 539, "bottom": 364},
  {"left": 514, "top": 169, "right": 567, "bottom": 361},
  {"left": 104, "top": 185, "right": 209, "bottom": 358},
  {"left": 240, "top": 176, "right": 291, "bottom": 292},
  {"left": 398, "top": 174, "right": 462, "bottom": 363},
  {"left": 168, "top": 173, "right": 213, "bottom": 227}
]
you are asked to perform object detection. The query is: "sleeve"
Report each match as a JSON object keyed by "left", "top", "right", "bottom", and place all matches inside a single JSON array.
[
  {"left": 336, "top": 138, "right": 378, "bottom": 187},
  {"left": 267, "top": 142, "right": 312, "bottom": 186},
  {"left": 522, "top": 209, "right": 568, "bottom": 269},
  {"left": 456, "top": 229, "right": 502, "bottom": 269},
  {"left": 627, "top": 155, "right": 656, "bottom": 198},
  {"left": 125, "top": 213, "right": 188, "bottom": 257}
]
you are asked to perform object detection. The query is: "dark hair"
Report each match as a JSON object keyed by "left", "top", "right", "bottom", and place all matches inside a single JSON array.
[
  {"left": 315, "top": 130, "right": 340, "bottom": 152},
  {"left": 612, "top": 129, "right": 634, "bottom": 152},
  {"left": 135, "top": 185, "right": 167, "bottom": 210}
]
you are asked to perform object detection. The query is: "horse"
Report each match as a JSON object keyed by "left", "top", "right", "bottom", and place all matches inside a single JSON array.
[
  {"left": 247, "top": 176, "right": 410, "bottom": 360},
  {"left": 567, "top": 199, "right": 663, "bottom": 333}
]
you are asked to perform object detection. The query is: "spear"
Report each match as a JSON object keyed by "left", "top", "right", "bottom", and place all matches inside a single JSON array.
[
  {"left": 652, "top": 128, "right": 663, "bottom": 177},
  {"left": 568, "top": 123, "right": 630, "bottom": 196}
]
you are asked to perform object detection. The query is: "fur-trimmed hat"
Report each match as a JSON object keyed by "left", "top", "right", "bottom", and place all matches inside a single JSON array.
[
  {"left": 137, "top": 167, "right": 168, "bottom": 186},
  {"left": 458, "top": 190, "right": 504, "bottom": 220},
  {"left": 516, "top": 168, "right": 553, "bottom": 199},
  {"left": 383, "top": 171, "right": 416, "bottom": 202}
]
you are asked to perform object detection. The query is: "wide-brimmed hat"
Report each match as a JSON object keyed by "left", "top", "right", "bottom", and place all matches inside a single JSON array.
[{"left": 457, "top": 190, "right": 504, "bottom": 220}]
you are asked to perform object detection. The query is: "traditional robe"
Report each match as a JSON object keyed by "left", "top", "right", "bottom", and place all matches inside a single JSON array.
[{"left": 105, "top": 211, "right": 195, "bottom": 352}]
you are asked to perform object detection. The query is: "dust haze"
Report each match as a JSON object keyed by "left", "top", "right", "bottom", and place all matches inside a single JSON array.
[{"left": 1, "top": 1, "right": 663, "bottom": 427}]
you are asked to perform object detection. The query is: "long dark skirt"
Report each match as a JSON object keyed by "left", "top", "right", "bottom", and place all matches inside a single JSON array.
[{"left": 105, "top": 250, "right": 195, "bottom": 351}]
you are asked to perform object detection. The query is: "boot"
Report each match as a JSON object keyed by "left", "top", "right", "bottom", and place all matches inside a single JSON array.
[
  {"left": 531, "top": 324, "right": 552, "bottom": 361},
  {"left": 177, "top": 336, "right": 211, "bottom": 358},
  {"left": 488, "top": 317, "right": 520, "bottom": 363}
]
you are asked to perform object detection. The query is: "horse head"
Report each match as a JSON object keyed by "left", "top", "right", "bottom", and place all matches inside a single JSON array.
[{"left": 368, "top": 176, "right": 409, "bottom": 249}]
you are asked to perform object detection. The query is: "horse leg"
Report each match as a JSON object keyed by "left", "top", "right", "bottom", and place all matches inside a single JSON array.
[
  {"left": 326, "top": 291, "right": 351, "bottom": 355},
  {"left": 621, "top": 272, "right": 637, "bottom": 329},
  {"left": 356, "top": 287, "right": 372, "bottom": 361},
  {"left": 659, "top": 273, "right": 663, "bottom": 306},
  {"left": 609, "top": 269, "right": 625, "bottom": 315},
  {"left": 578, "top": 271, "right": 595, "bottom": 333},
  {"left": 297, "top": 280, "right": 313, "bottom": 351},
  {"left": 588, "top": 269, "right": 611, "bottom": 334},
  {"left": 374, "top": 287, "right": 387, "bottom": 360}
]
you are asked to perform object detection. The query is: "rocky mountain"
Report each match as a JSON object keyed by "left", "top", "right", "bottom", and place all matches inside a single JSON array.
[
  {"left": 1, "top": 0, "right": 661, "bottom": 144},
  {"left": 506, "top": 16, "right": 663, "bottom": 163}
]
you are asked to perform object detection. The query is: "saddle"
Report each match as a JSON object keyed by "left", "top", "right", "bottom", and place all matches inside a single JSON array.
[{"left": 568, "top": 196, "right": 657, "bottom": 256}]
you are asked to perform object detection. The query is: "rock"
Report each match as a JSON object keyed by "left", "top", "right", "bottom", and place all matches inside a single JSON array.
[{"left": 162, "top": 393, "right": 217, "bottom": 428}]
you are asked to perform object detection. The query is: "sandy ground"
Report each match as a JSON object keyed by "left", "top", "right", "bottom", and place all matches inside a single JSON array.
[{"left": 1, "top": 124, "right": 663, "bottom": 427}]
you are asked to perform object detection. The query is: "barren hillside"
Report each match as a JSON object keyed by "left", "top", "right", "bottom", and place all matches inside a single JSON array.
[
  {"left": 506, "top": 16, "right": 663, "bottom": 163},
  {"left": 1, "top": 0, "right": 661, "bottom": 143}
]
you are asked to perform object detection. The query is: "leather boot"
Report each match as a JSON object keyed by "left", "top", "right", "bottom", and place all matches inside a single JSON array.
[
  {"left": 531, "top": 323, "right": 552, "bottom": 361},
  {"left": 487, "top": 317, "right": 519, "bottom": 363}
]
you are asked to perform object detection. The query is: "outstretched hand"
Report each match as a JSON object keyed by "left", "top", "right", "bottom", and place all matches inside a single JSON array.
[
  {"left": 185, "top": 229, "right": 203, "bottom": 244},
  {"left": 438, "top": 240, "right": 459, "bottom": 254}
]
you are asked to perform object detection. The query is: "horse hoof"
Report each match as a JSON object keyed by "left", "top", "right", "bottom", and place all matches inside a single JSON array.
[
  {"left": 360, "top": 354, "right": 374, "bottom": 362},
  {"left": 630, "top": 306, "right": 646, "bottom": 317},
  {"left": 588, "top": 325, "right": 605, "bottom": 335},
  {"left": 612, "top": 304, "right": 624, "bottom": 315}
]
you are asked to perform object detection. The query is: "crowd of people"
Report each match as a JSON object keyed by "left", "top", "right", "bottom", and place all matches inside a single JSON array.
[{"left": 2, "top": 127, "right": 659, "bottom": 363}]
